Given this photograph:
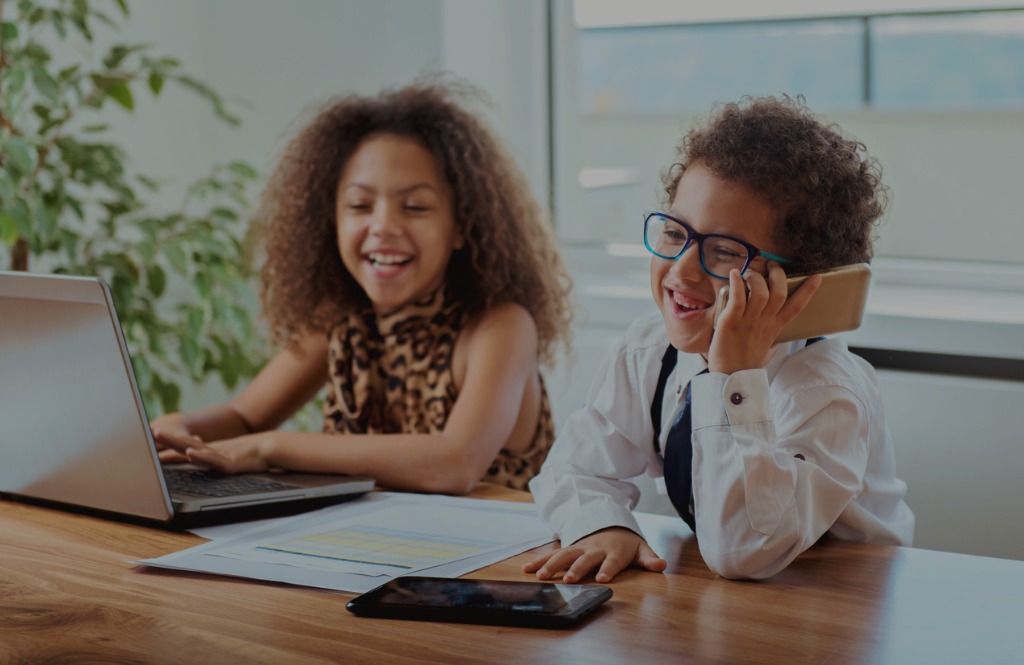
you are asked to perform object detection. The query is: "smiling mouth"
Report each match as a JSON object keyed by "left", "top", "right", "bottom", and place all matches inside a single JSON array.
[
  {"left": 367, "top": 252, "right": 413, "bottom": 269},
  {"left": 669, "top": 289, "right": 710, "bottom": 313}
]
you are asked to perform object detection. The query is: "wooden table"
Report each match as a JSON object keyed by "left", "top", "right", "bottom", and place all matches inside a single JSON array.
[{"left": 3, "top": 486, "right": 1022, "bottom": 665}]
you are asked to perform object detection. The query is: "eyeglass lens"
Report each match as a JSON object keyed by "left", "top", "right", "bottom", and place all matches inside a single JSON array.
[{"left": 645, "top": 213, "right": 750, "bottom": 278}]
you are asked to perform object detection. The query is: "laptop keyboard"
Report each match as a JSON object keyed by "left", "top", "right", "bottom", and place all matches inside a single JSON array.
[{"left": 163, "top": 468, "right": 298, "bottom": 498}]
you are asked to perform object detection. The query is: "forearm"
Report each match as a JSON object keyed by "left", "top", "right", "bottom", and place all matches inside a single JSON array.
[
  {"left": 179, "top": 403, "right": 254, "bottom": 441},
  {"left": 263, "top": 430, "right": 487, "bottom": 495},
  {"left": 531, "top": 468, "right": 646, "bottom": 547},
  {"left": 529, "top": 407, "right": 653, "bottom": 546}
]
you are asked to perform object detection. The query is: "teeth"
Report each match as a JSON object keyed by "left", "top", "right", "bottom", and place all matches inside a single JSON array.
[
  {"left": 672, "top": 292, "right": 706, "bottom": 310},
  {"left": 368, "top": 253, "right": 411, "bottom": 266}
]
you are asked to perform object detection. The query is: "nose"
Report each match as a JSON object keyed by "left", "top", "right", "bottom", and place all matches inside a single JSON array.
[
  {"left": 670, "top": 239, "right": 704, "bottom": 281},
  {"left": 369, "top": 203, "right": 401, "bottom": 236}
]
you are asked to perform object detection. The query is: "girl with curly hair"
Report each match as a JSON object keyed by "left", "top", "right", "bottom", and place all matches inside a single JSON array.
[
  {"left": 152, "top": 77, "right": 573, "bottom": 493},
  {"left": 527, "top": 95, "right": 914, "bottom": 581}
]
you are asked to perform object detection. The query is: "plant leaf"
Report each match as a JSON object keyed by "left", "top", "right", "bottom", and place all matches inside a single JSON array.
[
  {"left": 185, "top": 306, "right": 205, "bottom": 336},
  {"left": 174, "top": 74, "right": 240, "bottom": 126},
  {"left": 146, "top": 264, "right": 166, "bottom": 297},
  {"left": 131, "top": 354, "right": 152, "bottom": 392},
  {"left": 104, "top": 81, "right": 135, "bottom": 111},
  {"left": 158, "top": 379, "right": 180, "bottom": 415},
  {"left": 4, "top": 68, "right": 28, "bottom": 98},
  {"left": 192, "top": 271, "right": 211, "bottom": 299},
  {"left": 30, "top": 64, "right": 60, "bottom": 101},
  {"left": 2, "top": 21, "right": 19, "bottom": 41},
  {"left": 36, "top": 200, "right": 59, "bottom": 239},
  {"left": 210, "top": 207, "right": 238, "bottom": 221},
  {"left": 110, "top": 274, "right": 135, "bottom": 311},
  {"left": 228, "top": 161, "right": 258, "bottom": 179},
  {"left": 58, "top": 227, "right": 80, "bottom": 262},
  {"left": 0, "top": 212, "right": 19, "bottom": 245},
  {"left": 57, "top": 64, "right": 81, "bottom": 82},
  {"left": 148, "top": 71, "right": 164, "bottom": 95},
  {"left": 4, "top": 138, "right": 38, "bottom": 175},
  {"left": 0, "top": 169, "right": 13, "bottom": 198},
  {"left": 22, "top": 42, "right": 51, "bottom": 62},
  {"left": 8, "top": 199, "right": 33, "bottom": 238},
  {"left": 179, "top": 336, "right": 202, "bottom": 377},
  {"left": 164, "top": 243, "right": 187, "bottom": 273},
  {"left": 48, "top": 11, "right": 67, "bottom": 38}
]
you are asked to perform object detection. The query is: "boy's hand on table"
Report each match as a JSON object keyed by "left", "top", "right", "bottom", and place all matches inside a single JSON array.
[{"left": 522, "top": 527, "right": 667, "bottom": 583}]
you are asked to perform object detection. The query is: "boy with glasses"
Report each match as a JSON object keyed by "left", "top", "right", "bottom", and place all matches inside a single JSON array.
[{"left": 526, "top": 96, "right": 914, "bottom": 581}]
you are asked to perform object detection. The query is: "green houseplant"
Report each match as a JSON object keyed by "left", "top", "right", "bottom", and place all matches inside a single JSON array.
[{"left": 0, "top": 0, "right": 266, "bottom": 415}]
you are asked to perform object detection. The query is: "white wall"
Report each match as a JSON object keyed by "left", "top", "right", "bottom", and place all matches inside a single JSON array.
[
  {"left": 440, "top": 0, "right": 551, "bottom": 208},
  {"left": 99, "top": 1, "right": 445, "bottom": 206},
  {"left": 105, "top": 0, "right": 549, "bottom": 219}
]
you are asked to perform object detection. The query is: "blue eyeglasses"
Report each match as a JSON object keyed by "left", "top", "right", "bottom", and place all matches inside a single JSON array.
[{"left": 642, "top": 211, "right": 790, "bottom": 280}]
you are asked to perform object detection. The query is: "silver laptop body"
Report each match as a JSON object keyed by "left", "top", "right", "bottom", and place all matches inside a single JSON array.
[{"left": 0, "top": 271, "right": 374, "bottom": 524}]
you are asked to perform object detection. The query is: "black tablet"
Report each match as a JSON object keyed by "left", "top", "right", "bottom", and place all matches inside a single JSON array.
[{"left": 345, "top": 576, "right": 613, "bottom": 628}]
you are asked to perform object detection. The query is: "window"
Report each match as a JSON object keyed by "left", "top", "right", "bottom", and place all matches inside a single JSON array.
[
  {"left": 872, "top": 12, "right": 1024, "bottom": 108},
  {"left": 578, "top": 20, "right": 864, "bottom": 116}
]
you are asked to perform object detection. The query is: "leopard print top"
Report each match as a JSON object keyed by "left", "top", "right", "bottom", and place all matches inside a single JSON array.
[{"left": 322, "top": 286, "right": 554, "bottom": 491}]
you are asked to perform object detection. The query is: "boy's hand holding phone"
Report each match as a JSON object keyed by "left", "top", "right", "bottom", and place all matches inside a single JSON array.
[
  {"left": 709, "top": 262, "right": 871, "bottom": 373},
  {"left": 708, "top": 263, "right": 822, "bottom": 374}
]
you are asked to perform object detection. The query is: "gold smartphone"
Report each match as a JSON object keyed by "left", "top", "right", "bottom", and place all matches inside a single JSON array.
[{"left": 712, "top": 263, "right": 871, "bottom": 343}]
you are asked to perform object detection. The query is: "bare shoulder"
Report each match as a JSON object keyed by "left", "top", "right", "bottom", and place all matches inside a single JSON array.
[
  {"left": 461, "top": 301, "right": 538, "bottom": 347},
  {"left": 452, "top": 303, "right": 539, "bottom": 383}
]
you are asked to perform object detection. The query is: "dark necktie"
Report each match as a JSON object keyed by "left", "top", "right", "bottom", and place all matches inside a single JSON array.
[
  {"left": 664, "top": 370, "right": 707, "bottom": 533},
  {"left": 651, "top": 344, "right": 703, "bottom": 532}
]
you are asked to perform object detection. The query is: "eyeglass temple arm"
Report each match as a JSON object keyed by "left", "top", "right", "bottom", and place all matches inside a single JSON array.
[{"left": 759, "top": 250, "right": 791, "bottom": 264}]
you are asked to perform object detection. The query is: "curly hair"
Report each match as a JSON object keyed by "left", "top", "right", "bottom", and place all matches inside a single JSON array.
[
  {"left": 662, "top": 95, "right": 888, "bottom": 274},
  {"left": 258, "top": 76, "right": 573, "bottom": 366}
]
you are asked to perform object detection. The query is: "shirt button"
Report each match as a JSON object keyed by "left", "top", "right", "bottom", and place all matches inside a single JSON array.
[
  {"left": 730, "top": 392, "right": 743, "bottom": 405},
  {"left": 676, "top": 384, "right": 682, "bottom": 395}
]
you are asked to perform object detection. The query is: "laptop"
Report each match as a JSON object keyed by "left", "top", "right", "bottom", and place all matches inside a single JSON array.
[{"left": 0, "top": 270, "right": 374, "bottom": 526}]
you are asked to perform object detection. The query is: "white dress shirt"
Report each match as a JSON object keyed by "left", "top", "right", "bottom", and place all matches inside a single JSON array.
[{"left": 530, "top": 312, "right": 915, "bottom": 580}]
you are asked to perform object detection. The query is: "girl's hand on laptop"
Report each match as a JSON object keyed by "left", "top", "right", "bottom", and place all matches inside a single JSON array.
[
  {"left": 152, "top": 415, "right": 199, "bottom": 464},
  {"left": 522, "top": 527, "right": 666, "bottom": 584},
  {"left": 156, "top": 430, "right": 273, "bottom": 474}
]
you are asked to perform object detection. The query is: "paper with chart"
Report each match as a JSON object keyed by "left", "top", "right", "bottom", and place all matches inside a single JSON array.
[{"left": 135, "top": 493, "right": 554, "bottom": 593}]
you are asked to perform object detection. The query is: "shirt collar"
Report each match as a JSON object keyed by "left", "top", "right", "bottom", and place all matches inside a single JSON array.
[{"left": 670, "top": 337, "right": 821, "bottom": 392}]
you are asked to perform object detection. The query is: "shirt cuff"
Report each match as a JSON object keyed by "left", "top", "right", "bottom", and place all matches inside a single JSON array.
[
  {"left": 691, "top": 368, "right": 771, "bottom": 430},
  {"left": 556, "top": 500, "right": 645, "bottom": 548}
]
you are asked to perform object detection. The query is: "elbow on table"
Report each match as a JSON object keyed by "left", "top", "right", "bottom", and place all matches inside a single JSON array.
[
  {"left": 411, "top": 448, "right": 486, "bottom": 496},
  {"left": 702, "top": 554, "right": 782, "bottom": 581},
  {"left": 699, "top": 538, "right": 802, "bottom": 581},
  {"left": 413, "top": 467, "right": 479, "bottom": 496},
  {"left": 439, "top": 472, "right": 480, "bottom": 497}
]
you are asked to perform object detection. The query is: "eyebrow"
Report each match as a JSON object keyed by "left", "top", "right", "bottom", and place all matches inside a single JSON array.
[
  {"left": 342, "top": 183, "right": 439, "bottom": 196},
  {"left": 665, "top": 211, "right": 755, "bottom": 244}
]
